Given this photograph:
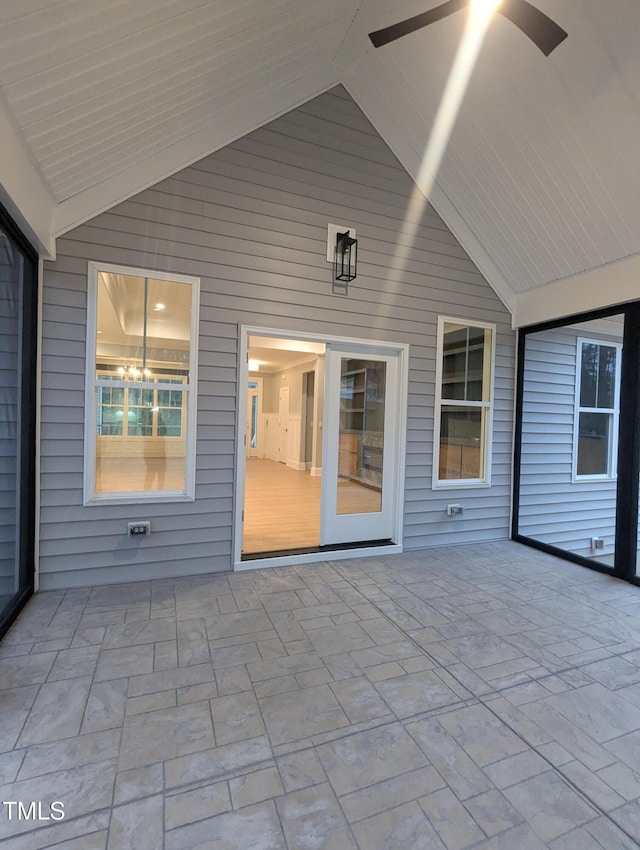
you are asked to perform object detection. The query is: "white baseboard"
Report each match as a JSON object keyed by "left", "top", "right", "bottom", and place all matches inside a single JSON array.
[
  {"left": 287, "top": 459, "right": 307, "bottom": 471},
  {"left": 310, "top": 466, "right": 322, "bottom": 477}
]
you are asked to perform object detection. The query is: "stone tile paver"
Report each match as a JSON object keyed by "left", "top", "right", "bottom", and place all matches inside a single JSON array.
[{"left": 3, "top": 541, "right": 640, "bottom": 848}]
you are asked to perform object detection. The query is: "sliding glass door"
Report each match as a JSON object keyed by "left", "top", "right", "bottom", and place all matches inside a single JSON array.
[
  {"left": 0, "top": 206, "right": 37, "bottom": 638},
  {"left": 321, "top": 345, "right": 400, "bottom": 546},
  {"left": 237, "top": 329, "right": 407, "bottom": 564}
]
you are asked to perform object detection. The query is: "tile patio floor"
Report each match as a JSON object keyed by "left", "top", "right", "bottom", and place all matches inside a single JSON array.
[{"left": 3, "top": 541, "right": 640, "bottom": 848}]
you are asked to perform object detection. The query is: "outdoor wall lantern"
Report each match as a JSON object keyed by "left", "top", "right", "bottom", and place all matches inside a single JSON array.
[{"left": 334, "top": 230, "right": 358, "bottom": 282}]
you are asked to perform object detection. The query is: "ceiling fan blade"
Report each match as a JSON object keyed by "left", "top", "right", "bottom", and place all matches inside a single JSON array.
[
  {"left": 369, "top": 0, "right": 468, "bottom": 48},
  {"left": 498, "top": 0, "right": 567, "bottom": 55}
]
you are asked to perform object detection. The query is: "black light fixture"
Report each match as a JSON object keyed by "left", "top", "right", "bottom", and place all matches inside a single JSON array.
[{"left": 334, "top": 230, "right": 357, "bottom": 282}]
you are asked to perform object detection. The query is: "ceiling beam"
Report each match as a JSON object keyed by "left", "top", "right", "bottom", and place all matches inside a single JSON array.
[{"left": 514, "top": 253, "right": 640, "bottom": 328}]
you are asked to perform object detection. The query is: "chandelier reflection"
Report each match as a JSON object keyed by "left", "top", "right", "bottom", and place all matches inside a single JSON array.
[{"left": 116, "top": 365, "right": 153, "bottom": 380}]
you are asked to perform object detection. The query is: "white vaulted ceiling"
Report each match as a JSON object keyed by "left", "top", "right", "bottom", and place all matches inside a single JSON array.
[{"left": 1, "top": 0, "right": 640, "bottom": 325}]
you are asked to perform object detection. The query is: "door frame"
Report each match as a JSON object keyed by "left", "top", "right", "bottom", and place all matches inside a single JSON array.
[{"left": 234, "top": 325, "right": 409, "bottom": 571}]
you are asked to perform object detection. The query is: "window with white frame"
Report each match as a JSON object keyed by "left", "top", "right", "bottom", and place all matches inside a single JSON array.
[
  {"left": 433, "top": 317, "right": 495, "bottom": 487},
  {"left": 573, "top": 339, "right": 621, "bottom": 480},
  {"left": 84, "top": 262, "right": 199, "bottom": 503}
]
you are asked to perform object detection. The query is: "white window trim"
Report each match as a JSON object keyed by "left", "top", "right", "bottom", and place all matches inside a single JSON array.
[
  {"left": 432, "top": 315, "right": 496, "bottom": 489},
  {"left": 84, "top": 261, "right": 200, "bottom": 505},
  {"left": 572, "top": 337, "right": 622, "bottom": 483}
]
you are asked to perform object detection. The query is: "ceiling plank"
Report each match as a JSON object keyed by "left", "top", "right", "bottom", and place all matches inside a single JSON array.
[{"left": 52, "top": 63, "right": 341, "bottom": 238}]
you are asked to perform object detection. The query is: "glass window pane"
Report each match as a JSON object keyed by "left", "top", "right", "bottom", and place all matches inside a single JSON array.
[
  {"left": 92, "top": 268, "right": 195, "bottom": 497},
  {"left": 97, "top": 386, "right": 124, "bottom": 405},
  {"left": 439, "top": 407, "right": 483, "bottom": 480},
  {"left": 98, "top": 404, "right": 124, "bottom": 436},
  {"left": 579, "top": 342, "right": 598, "bottom": 408},
  {"left": 441, "top": 323, "right": 490, "bottom": 402},
  {"left": 96, "top": 273, "right": 192, "bottom": 382},
  {"left": 157, "top": 389, "right": 183, "bottom": 407},
  {"left": 127, "top": 407, "right": 153, "bottom": 436},
  {"left": 597, "top": 345, "right": 617, "bottom": 409},
  {"left": 580, "top": 343, "right": 617, "bottom": 409},
  {"left": 129, "top": 388, "right": 154, "bottom": 406},
  {"left": 577, "top": 412, "right": 610, "bottom": 475},
  {"left": 442, "top": 326, "right": 467, "bottom": 400},
  {"left": 157, "top": 408, "right": 182, "bottom": 437},
  {"left": 466, "top": 327, "right": 486, "bottom": 402},
  {"left": 337, "top": 358, "right": 385, "bottom": 515},
  {"left": 96, "top": 411, "right": 188, "bottom": 492}
]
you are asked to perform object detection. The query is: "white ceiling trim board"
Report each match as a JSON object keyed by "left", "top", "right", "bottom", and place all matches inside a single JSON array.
[
  {"left": 0, "top": 93, "right": 56, "bottom": 257},
  {"left": 514, "top": 252, "right": 640, "bottom": 329}
]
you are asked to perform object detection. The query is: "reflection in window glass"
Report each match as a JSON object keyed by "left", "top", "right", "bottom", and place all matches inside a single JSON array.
[
  {"left": 88, "top": 266, "right": 197, "bottom": 498},
  {"left": 157, "top": 408, "right": 182, "bottom": 437},
  {"left": 442, "top": 325, "right": 486, "bottom": 402},
  {"left": 577, "top": 412, "right": 610, "bottom": 476},
  {"left": 96, "top": 386, "right": 124, "bottom": 436},
  {"left": 435, "top": 319, "right": 494, "bottom": 485},
  {"left": 97, "top": 403, "right": 124, "bottom": 436},
  {"left": 575, "top": 339, "right": 620, "bottom": 479},
  {"left": 439, "top": 407, "right": 483, "bottom": 480},
  {"left": 157, "top": 390, "right": 183, "bottom": 407},
  {"left": 129, "top": 388, "right": 154, "bottom": 407},
  {"left": 127, "top": 406, "right": 153, "bottom": 437},
  {"left": 579, "top": 343, "right": 617, "bottom": 409},
  {"left": 337, "top": 358, "right": 385, "bottom": 515}
]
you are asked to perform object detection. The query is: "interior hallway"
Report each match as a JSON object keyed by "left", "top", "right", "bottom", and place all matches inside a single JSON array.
[{"left": 3, "top": 542, "right": 640, "bottom": 847}]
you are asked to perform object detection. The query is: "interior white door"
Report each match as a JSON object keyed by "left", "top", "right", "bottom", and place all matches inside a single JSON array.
[
  {"left": 246, "top": 382, "right": 260, "bottom": 458},
  {"left": 321, "top": 346, "right": 400, "bottom": 545},
  {"left": 277, "top": 386, "right": 289, "bottom": 463}
]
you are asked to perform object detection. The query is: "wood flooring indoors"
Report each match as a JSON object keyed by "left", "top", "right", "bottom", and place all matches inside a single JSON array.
[
  {"left": 242, "top": 458, "right": 382, "bottom": 555},
  {"left": 97, "top": 458, "right": 185, "bottom": 492},
  {"left": 243, "top": 459, "right": 321, "bottom": 554}
]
